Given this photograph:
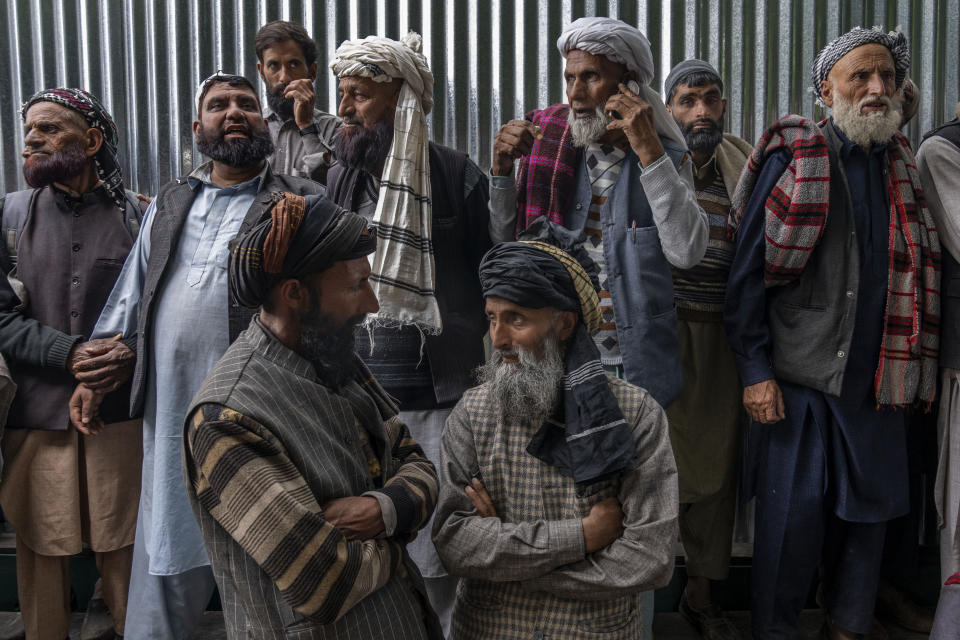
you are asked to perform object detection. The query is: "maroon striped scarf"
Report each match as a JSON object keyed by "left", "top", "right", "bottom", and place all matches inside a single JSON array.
[
  {"left": 729, "top": 114, "right": 941, "bottom": 407},
  {"left": 515, "top": 104, "right": 579, "bottom": 233}
]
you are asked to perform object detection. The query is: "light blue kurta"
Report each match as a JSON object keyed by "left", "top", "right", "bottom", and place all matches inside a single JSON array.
[{"left": 94, "top": 163, "right": 263, "bottom": 575}]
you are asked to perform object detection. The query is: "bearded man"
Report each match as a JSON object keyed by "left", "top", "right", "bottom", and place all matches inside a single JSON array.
[
  {"left": 0, "top": 88, "right": 146, "bottom": 640},
  {"left": 70, "top": 73, "right": 324, "bottom": 640},
  {"left": 490, "top": 16, "right": 707, "bottom": 412},
  {"left": 661, "top": 59, "right": 752, "bottom": 639},
  {"left": 182, "top": 193, "right": 441, "bottom": 639},
  {"left": 432, "top": 219, "right": 679, "bottom": 640},
  {"left": 325, "top": 32, "right": 491, "bottom": 635},
  {"left": 724, "top": 28, "right": 940, "bottom": 639},
  {"left": 255, "top": 20, "right": 340, "bottom": 182}
]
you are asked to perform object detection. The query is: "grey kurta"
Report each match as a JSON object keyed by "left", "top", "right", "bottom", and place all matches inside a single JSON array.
[
  {"left": 433, "top": 376, "right": 678, "bottom": 640},
  {"left": 264, "top": 106, "right": 340, "bottom": 181},
  {"left": 917, "top": 133, "right": 960, "bottom": 580}
]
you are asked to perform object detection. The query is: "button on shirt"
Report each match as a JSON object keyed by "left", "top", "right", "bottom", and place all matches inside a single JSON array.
[
  {"left": 265, "top": 106, "right": 340, "bottom": 181},
  {"left": 93, "top": 162, "right": 266, "bottom": 575}
]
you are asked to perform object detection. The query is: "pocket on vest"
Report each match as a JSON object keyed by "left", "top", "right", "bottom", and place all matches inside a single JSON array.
[{"left": 625, "top": 226, "right": 674, "bottom": 317}]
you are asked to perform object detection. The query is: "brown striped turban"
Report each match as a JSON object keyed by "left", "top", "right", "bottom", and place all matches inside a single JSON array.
[{"left": 230, "top": 193, "right": 375, "bottom": 308}]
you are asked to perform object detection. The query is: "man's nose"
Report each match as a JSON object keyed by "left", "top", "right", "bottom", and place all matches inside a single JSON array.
[
  {"left": 866, "top": 72, "right": 885, "bottom": 96},
  {"left": 489, "top": 321, "right": 510, "bottom": 351},
  {"left": 278, "top": 66, "right": 292, "bottom": 85},
  {"left": 362, "top": 285, "right": 380, "bottom": 315},
  {"left": 337, "top": 97, "right": 352, "bottom": 118}
]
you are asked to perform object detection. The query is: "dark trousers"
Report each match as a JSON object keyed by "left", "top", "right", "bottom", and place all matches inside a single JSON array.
[{"left": 750, "top": 400, "right": 887, "bottom": 638}]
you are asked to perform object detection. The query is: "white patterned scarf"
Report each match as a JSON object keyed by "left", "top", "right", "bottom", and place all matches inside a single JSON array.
[{"left": 331, "top": 33, "right": 441, "bottom": 334}]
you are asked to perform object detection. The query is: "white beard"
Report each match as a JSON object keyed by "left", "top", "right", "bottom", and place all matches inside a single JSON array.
[
  {"left": 567, "top": 106, "right": 611, "bottom": 148},
  {"left": 831, "top": 93, "right": 903, "bottom": 150},
  {"left": 476, "top": 332, "right": 564, "bottom": 424}
]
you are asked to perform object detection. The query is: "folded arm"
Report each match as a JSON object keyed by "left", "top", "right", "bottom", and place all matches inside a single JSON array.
[
  {"left": 520, "top": 392, "right": 679, "bottom": 599},
  {"left": 364, "top": 414, "right": 439, "bottom": 538},
  {"left": 432, "top": 402, "right": 586, "bottom": 582},
  {"left": 185, "top": 403, "right": 403, "bottom": 624}
]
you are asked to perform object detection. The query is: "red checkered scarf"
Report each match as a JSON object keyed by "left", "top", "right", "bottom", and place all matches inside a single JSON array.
[
  {"left": 729, "top": 115, "right": 941, "bottom": 407},
  {"left": 515, "top": 104, "right": 579, "bottom": 233}
]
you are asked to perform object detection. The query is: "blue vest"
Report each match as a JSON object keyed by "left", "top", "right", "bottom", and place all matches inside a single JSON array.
[{"left": 563, "top": 136, "right": 687, "bottom": 408}]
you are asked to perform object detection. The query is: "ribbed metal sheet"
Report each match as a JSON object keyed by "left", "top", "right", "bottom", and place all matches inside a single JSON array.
[{"left": 2, "top": 0, "right": 958, "bottom": 196}]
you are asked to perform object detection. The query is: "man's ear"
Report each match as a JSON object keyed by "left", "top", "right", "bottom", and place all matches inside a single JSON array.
[
  {"left": 721, "top": 97, "right": 728, "bottom": 118},
  {"left": 821, "top": 79, "right": 834, "bottom": 108},
  {"left": 308, "top": 61, "right": 318, "bottom": 81},
  {"left": 556, "top": 310, "right": 578, "bottom": 342},
  {"left": 192, "top": 119, "right": 201, "bottom": 138},
  {"left": 276, "top": 278, "right": 311, "bottom": 313},
  {"left": 256, "top": 61, "right": 264, "bottom": 80},
  {"left": 83, "top": 127, "right": 104, "bottom": 158}
]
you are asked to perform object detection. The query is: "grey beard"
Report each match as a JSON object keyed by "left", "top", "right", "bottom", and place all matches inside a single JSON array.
[
  {"left": 567, "top": 106, "right": 611, "bottom": 148},
  {"left": 831, "top": 93, "right": 903, "bottom": 150},
  {"left": 476, "top": 333, "right": 565, "bottom": 424}
]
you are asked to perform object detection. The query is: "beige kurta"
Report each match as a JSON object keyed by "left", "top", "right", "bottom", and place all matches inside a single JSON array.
[{"left": 0, "top": 419, "right": 141, "bottom": 555}]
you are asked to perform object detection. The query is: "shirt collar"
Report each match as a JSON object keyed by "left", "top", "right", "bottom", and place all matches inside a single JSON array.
[
  {"left": 187, "top": 160, "right": 269, "bottom": 190},
  {"left": 692, "top": 151, "right": 719, "bottom": 181}
]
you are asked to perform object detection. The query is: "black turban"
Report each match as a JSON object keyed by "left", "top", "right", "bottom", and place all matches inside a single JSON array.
[
  {"left": 477, "top": 217, "right": 634, "bottom": 485},
  {"left": 479, "top": 217, "right": 602, "bottom": 330},
  {"left": 230, "top": 192, "right": 375, "bottom": 308}
]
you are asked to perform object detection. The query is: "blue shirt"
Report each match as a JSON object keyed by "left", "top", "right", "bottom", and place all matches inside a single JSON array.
[
  {"left": 725, "top": 122, "right": 907, "bottom": 520},
  {"left": 94, "top": 162, "right": 264, "bottom": 575}
]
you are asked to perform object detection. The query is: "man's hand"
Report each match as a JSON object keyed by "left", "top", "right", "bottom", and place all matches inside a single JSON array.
[
  {"left": 743, "top": 379, "right": 786, "bottom": 424},
  {"left": 491, "top": 120, "right": 540, "bottom": 176},
  {"left": 69, "top": 384, "right": 105, "bottom": 435},
  {"left": 285, "top": 78, "right": 317, "bottom": 130},
  {"left": 581, "top": 497, "right": 624, "bottom": 554},
  {"left": 465, "top": 477, "right": 498, "bottom": 518},
  {"left": 604, "top": 83, "right": 665, "bottom": 167},
  {"left": 323, "top": 496, "right": 384, "bottom": 541},
  {"left": 68, "top": 334, "right": 135, "bottom": 392}
]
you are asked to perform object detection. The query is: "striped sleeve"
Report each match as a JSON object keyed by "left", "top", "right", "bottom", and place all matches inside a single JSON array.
[
  {"left": 185, "top": 403, "right": 403, "bottom": 624},
  {"left": 369, "top": 415, "right": 438, "bottom": 536}
]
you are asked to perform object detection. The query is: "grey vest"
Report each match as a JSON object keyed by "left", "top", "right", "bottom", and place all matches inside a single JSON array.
[
  {"left": 564, "top": 136, "right": 687, "bottom": 407},
  {"left": 923, "top": 118, "right": 960, "bottom": 369},
  {"left": 766, "top": 121, "right": 867, "bottom": 395},
  {"left": 185, "top": 320, "right": 438, "bottom": 639},
  {"left": 128, "top": 165, "right": 323, "bottom": 416}
]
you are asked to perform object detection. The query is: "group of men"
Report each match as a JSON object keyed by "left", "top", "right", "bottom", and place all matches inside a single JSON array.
[{"left": 0, "top": 13, "right": 958, "bottom": 640}]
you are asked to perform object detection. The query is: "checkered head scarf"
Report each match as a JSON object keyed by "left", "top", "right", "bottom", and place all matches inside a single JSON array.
[
  {"left": 21, "top": 88, "right": 125, "bottom": 210},
  {"left": 330, "top": 33, "right": 441, "bottom": 335},
  {"left": 811, "top": 27, "right": 910, "bottom": 106}
]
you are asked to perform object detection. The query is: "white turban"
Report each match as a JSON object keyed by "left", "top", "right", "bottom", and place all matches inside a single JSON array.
[
  {"left": 557, "top": 17, "right": 684, "bottom": 146},
  {"left": 330, "top": 31, "right": 435, "bottom": 114}
]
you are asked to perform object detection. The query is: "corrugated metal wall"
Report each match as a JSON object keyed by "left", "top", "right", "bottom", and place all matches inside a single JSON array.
[{"left": 2, "top": 0, "right": 958, "bottom": 196}]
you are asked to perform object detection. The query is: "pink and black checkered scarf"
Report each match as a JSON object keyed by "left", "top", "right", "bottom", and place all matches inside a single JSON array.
[
  {"left": 514, "top": 104, "right": 579, "bottom": 234},
  {"left": 729, "top": 114, "right": 941, "bottom": 407}
]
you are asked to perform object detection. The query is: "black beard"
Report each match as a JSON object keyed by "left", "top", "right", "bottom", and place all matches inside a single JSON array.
[
  {"left": 22, "top": 143, "right": 89, "bottom": 188},
  {"left": 266, "top": 82, "right": 295, "bottom": 121},
  {"left": 298, "top": 307, "right": 365, "bottom": 388},
  {"left": 681, "top": 118, "right": 724, "bottom": 155},
  {"left": 196, "top": 123, "right": 275, "bottom": 168},
  {"left": 333, "top": 120, "right": 394, "bottom": 173}
]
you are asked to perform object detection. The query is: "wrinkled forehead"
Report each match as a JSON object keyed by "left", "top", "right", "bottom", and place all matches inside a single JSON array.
[
  {"left": 564, "top": 49, "right": 625, "bottom": 78},
  {"left": 200, "top": 82, "right": 261, "bottom": 112},
  {"left": 830, "top": 42, "right": 895, "bottom": 78},
  {"left": 24, "top": 101, "right": 87, "bottom": 130}
]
